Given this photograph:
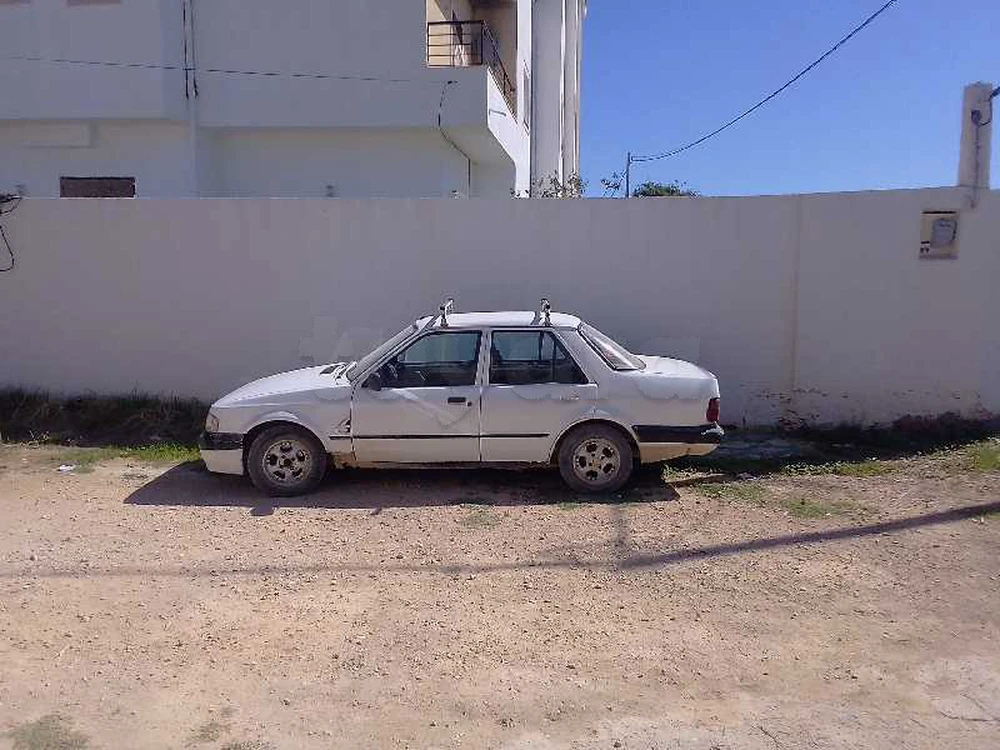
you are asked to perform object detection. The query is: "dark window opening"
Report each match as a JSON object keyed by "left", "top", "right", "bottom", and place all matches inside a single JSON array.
[
  {"left": 489, "top": 331, "right": 587, "bottom": 386},
  {"left": 60, "top": 177, "right": 136, "bottom": 198}
]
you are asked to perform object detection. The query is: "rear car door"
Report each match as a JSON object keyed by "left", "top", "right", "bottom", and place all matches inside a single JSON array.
[
  {"left": 480, "top": 329, "right": 597, "bottom": 462},
  {"left": 352, "top": 330, "right": 483, "bottom": 462}
]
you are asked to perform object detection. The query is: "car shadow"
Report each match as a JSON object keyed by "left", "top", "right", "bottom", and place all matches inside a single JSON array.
[
  {"left": 25, "top": 491, "right": 999, "bottom": 581},
  {"left": 124, "top": 461, "right": 680, "bottom": 513}
]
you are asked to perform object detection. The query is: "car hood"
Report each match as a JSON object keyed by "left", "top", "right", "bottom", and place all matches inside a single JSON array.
[{"left": 216, "top": 363, "right": 351, "bottom": 406}]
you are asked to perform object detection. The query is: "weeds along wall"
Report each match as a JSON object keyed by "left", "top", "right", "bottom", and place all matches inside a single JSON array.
[{"left": 0, "top": 188, "right": 996, "bottom": 426}]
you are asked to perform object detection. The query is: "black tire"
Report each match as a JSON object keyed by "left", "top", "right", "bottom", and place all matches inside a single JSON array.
[
  {"left": 557, "top": 424, "right": 634, "bottom": 494},
  {"left": 246, "top": 425, "right": 327, "bottom": 497}
]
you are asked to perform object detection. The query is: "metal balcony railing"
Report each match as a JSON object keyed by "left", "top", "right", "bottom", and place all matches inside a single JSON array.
[{"left": 427, "top": 20, "right": 516, "bottom": 115}]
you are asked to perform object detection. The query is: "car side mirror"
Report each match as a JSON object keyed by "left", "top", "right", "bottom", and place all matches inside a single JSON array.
[{"left": 365, "top": 372, "right": 383, "bottom": 392}]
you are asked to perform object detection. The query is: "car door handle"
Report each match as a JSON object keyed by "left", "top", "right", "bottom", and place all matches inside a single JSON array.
[
  {"left": 559, "top": 394, "right": 580, "bottom": 402},
  {"left": 447, "top": 396, "right": 468, "bottom": 405}
]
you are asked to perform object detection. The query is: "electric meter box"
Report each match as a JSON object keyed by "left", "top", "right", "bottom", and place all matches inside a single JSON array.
[{"left": 919, "top": 211, "right": 959, "bottom": 259}]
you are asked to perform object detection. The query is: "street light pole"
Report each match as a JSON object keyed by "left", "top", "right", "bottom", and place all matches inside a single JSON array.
[{"left": 625, "top": 152, "right": 631, "bottom": 198}]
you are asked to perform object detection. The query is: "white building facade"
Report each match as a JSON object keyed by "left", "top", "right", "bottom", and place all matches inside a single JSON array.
[{"left": 0, "top": 0, "right": 585, "bottom": 198}]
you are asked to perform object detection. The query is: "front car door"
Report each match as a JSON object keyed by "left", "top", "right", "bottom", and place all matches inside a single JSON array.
[
  {"left": 480, "top": 329, "right": 597, "bottom": 462},
  {"left": 351, "top": 330, "right": 483, "bottom": 462}
]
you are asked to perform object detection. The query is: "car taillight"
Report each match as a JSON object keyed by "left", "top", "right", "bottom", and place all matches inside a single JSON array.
[{"left": 706, "top": 398, "right": 720, "bottom": 423}]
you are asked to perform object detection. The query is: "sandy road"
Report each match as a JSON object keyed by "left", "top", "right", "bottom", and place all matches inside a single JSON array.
[{"left": 0, "top": 443, "right": 998, "bottom": 749}]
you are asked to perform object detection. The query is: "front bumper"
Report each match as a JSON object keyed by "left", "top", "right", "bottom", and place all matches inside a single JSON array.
[{"left": 198, "top": 432, "right": 245, "bottom": 475}]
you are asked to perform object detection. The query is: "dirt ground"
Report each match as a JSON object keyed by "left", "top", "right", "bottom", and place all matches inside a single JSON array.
[{"left": 0, "top": 440, "right": 998, "bottom": 750}]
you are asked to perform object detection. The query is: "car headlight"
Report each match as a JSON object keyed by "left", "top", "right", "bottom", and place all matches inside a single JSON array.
[{"left": 205, "top": 411, "right": 220, "bottom": 433}]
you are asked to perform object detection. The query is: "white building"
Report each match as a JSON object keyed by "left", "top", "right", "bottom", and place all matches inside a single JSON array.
[{"left": 0, "top": 0, "right": 585, "bottom": 198}]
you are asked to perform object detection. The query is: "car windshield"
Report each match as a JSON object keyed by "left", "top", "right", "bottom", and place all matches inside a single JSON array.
[
  {"left": 346, "top": 324, "right": 418, "bottom": 382},
  {"left": 579, "top": 323, "right": 646, "bottom": 371}
]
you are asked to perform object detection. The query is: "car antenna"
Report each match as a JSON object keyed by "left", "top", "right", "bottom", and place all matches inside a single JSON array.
[
  {"left": 539, "top": 298, "right": 551, "bottom": 326},
  {"left": 439, "top": 297, "right": 455, "bottom": 328}
]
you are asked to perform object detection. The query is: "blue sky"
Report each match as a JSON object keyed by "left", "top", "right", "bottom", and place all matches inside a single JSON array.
[{"left": 580, "top": 0, "right": 1000, "bottom": 197}]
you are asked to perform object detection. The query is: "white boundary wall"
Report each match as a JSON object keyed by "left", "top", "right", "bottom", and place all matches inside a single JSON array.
[{"left": 0, "top": 189, "right": 997, "bottom": 426}]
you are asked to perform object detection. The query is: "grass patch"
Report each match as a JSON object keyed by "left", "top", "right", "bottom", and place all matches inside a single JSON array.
[
  {"left": 787, "top": 413, "right": 998, "bottom": 453},
  {"left": 123, "top": 443, "right": 200, "bottom": 462},
  {"left": 661, "top": 465, "right": 702, "bottom": 483},
  {"left": 781, "top": 459, "right": 894, "bottom": 478},
  {"left": 968, "top": 440, "right": 1000, "bottom": 472},
  {"left": 694, "top": 480, "right": 767, "bottom": 505},
  {"left": 10, "top": 714, "right": 89, "bottom": 750},
  {"left": 675, "top": 453, "right": 900, "bottom": 479},
  {"left": 187, "top": 720, "right": 230, "bottom": 745},
  {"left": 1, "top": 389, "right": 203, "bottom": 471},
  {"left": 459, "top": 507, "right": 501, "bottom": 528},
  {"left": 674, "top": 454, "right": 806, "bottom": 477},
  {"left": 917, "top": 438, "right": 1000, "bottom": 476},
  {"left": 778, "top": 496, "right": 867, "bottom": 519},
  {"left": 673, "top": 416, "right": 998, "bottom": 478},
  {"left": 0, "top": 388, "right": 206, "bottom": 447},
  {"left": 48, "top": 447, "right": 117, "bottom": 472},
  {"left": 557, "top": 501, "right": 583, "bottom": 511},
  {"left": 828, "top": 460, "right": 894, "bottom": 477},
  {"left": 49, "top": 443, "right": 199, "bottom": 472},
  {"left": 693, "top": 478, "right": 867, "bottom": 519}
]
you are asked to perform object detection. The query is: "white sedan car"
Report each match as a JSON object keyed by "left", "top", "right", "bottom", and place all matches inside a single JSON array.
[{"left": 200, "top": 301, "right": 723, "bottom": 496}]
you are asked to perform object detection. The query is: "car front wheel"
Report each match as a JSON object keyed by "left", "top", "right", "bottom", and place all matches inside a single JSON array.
[
  {"left": 246, "top": 425, "right": 327, "bottom": 497},
  {"left": 557, "top": 424, "right": 634, "bottom": 494}
]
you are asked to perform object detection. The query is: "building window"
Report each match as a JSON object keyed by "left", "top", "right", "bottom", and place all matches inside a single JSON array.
[{"left": 60, "top": 177, "right": 136, "bottom": 198}]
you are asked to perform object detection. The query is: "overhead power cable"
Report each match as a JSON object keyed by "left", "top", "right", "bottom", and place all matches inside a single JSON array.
[
  {"left": 630, "top": 0, "right": 903, "bottom": 164},
  {"left": 0, "top": 53, "right": 445, "bottom": 86}
]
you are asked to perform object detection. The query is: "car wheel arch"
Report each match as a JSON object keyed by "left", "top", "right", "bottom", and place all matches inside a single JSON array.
[
  {"left": 242, "top": 418, "right": 327, "bottom": 470},
  {"left": 549, "top": 419, "right": 640, "bottom": 465}
]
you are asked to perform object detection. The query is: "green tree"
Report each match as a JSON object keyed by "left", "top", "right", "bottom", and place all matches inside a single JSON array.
[
  {"left": 512, "top": 173, "right": 587, "bottom": 199},
  {"left": 599, "top": 172, "right": 623, "bottom": 195},
  {"left": 536, "top": 173, "right": 587, "bottom": 198},
  {"left": 632, "top": 180, "right": 699, "bottom": 197}
]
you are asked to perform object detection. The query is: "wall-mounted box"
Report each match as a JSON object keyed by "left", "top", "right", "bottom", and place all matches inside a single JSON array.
[{"left": 920, "top": 211, "right": 959, "bottom": 259}]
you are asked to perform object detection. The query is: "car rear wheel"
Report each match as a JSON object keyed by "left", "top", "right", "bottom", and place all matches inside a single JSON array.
[
  {"left": 247, "top": 425, "right": 327, "bottom": 497},
  {"left": 557, "top": 424, "right": 634, "bottom": 494}
]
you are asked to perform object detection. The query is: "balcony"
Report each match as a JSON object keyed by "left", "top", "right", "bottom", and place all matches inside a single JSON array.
[{"left": 427, "top": 20, "right": 516, "bottom": 116}]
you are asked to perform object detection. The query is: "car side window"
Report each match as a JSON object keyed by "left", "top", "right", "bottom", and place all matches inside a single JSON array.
[
  {"left": 489, "top": 331, "right": 588, "bottom": 386},
  {"left": 379, "top": 331, "right": 481, "bottom": 388}
]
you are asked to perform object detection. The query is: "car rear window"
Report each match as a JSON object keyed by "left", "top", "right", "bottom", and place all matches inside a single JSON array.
[{"left": 579, "top": 324, "right": 645, "bottom": 371}]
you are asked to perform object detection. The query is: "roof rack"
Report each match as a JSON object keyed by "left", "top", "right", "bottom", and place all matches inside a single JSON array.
[
  {"left": 439, "top": 297, "right": 455, "bottom": 327},
  {"left": 539, "top": 298, "right": 551, "bottom": 326}
]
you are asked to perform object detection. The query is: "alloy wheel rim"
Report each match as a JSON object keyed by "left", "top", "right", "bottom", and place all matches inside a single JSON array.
[
  {"left": 261, "top": 437, "right": 313, "bottom": 485},
  {"left": 572, "top": 437, "right": 621, "bottom": 485}
]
